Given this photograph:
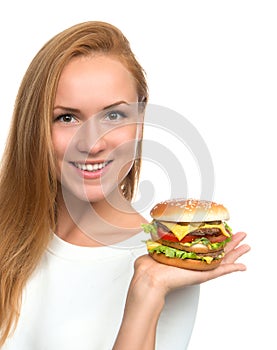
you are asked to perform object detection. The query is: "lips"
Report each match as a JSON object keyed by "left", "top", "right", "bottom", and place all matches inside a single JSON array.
[{"left": 71, "top": 161, "right": 111, "bottom": 172}]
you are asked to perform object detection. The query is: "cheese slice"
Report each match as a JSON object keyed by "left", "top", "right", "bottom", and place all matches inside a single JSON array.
[
  {"left": 159, "top": 221, "right": 230, "bottom": 241},
  {"left": 202, "top": 256, "right": 214, "bottom": 264},
  {"left": 146, "top": 240, "right": 162, "bottom": 250}
]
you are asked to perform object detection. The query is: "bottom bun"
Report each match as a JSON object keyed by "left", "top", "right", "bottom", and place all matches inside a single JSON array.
[{"left": 149, "top": 252, "right": 223, "bottom": 271}]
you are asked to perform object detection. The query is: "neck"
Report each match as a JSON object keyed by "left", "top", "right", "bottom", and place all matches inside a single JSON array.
[{"left": 55, "top": 186, "right": 147, "bottom": 247}]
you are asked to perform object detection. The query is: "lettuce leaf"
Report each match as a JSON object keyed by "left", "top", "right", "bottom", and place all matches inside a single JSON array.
[
  {"left": 141, "top": 222, "right": 157, "bottom": 234},
  {"left": 224, "top": 222, "right": 233, "bottom": 233},
  {"left": 147, "top": 240, "right": 225, "bottom": 263},
  {"left": 183, "top": 236, "right": 231, "bottom": 250}
]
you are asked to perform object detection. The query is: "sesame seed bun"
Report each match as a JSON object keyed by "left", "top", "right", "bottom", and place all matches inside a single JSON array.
[{"left": 150, "top": 198, "right": 230, "bottom": 223}]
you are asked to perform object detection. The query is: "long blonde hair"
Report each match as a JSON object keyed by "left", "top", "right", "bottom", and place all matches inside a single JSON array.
[{"left": 0, "top": 21, "right": 148, "bottom": 345}]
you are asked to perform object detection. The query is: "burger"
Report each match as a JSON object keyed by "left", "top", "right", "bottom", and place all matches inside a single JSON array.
[{"left": 142, "top": 198, "right": 232, "bottom": 271}]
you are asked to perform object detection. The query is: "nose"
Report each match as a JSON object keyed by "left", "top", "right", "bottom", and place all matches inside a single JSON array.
[
  {"left": 76, "top": 121, "right": 107, "bottom": 156},
  {"left": 77, "top": 136, "right": 106, "bottom": 155}
]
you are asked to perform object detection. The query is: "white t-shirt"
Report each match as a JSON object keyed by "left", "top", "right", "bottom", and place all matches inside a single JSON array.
[{"left": 3, "top": 232, "right": 199, "bottom": 350}]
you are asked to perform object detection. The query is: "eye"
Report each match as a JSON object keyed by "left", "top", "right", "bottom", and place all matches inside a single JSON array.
[
  {"left": 54, "top": 114, "right": 78, "bottom": 124},
  {"left": 104, "top": 110, "right": 127, "bottom": 121}
]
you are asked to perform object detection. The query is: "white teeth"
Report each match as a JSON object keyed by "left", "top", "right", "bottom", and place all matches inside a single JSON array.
[{"left": 74, "top": 162, "right": 108, "bottom": 172}]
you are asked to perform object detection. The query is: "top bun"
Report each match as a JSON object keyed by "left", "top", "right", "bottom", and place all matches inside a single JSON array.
[{"left": 150, "top": 198, "right": 230, "bottom": 222}]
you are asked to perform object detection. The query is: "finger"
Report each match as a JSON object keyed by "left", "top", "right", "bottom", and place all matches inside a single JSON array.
[
  {"left": 225, "top": 231, "right": 248, "bottom": 254},
  {"left": 223, "top": 243, "right": 251, "bottom": 264},
  {"left": 202, "top": 261, "right": 247, "bottom": 283}
]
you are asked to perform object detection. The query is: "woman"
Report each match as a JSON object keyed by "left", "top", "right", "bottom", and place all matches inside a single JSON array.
[{"left": 0, "top": 21, "right": 250, "bottom": 349}]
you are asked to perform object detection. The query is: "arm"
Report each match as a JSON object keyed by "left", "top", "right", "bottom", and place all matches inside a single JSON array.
[
  {"left": 112, "top": 272, "right": 165, "bottom": 350},
  {"left": 113, "top": 232, "right": 250, "bottom": 349}
]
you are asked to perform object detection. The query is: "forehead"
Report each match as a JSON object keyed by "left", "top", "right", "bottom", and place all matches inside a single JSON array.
[{"left": 55, "top": 55, "right": 138, "bottom": 111}]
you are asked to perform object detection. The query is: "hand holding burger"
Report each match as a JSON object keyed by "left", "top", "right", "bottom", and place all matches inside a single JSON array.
[
  {"left": 142, "top": 198, "right": 233, "bottom": 271},
  {"left": 118, "top": 201, "right": 249, "bottom": 349}
]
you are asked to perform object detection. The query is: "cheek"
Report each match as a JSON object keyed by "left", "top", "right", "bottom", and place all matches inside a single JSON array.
[
  {"left": 109, "top": 127, "right": 139, "bottom": 180},
  {"left": 109, "top": 125, "right": 138, "bottom": 149},
  {"left": 51, "top": 129, "right": 71, "bottom": 159},
  {"left": 110, "top": 132, "right": 138, "bottom": 167}
]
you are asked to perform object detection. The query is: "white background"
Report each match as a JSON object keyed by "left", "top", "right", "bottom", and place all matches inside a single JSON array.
[{"left": 0, "top": 1, "right": 276, "bottom": 349}]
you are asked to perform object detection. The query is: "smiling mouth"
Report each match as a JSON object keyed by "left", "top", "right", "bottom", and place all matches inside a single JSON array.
[{"left": 71, "top": 161, "right": 112, "bottom": 172}]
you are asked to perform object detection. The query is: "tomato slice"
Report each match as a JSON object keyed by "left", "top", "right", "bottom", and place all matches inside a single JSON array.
[
  {"left": 157, "top": 228, "right": 198, "bottom": 243},
  {"left": 157, "top": 228, "right": 177, "bottom": 241},
  {"left": 157, "top": 228, "right": 228, "bottom": 244}
]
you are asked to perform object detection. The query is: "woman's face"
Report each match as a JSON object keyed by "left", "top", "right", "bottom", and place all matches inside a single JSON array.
[{"left": 52, "top": 55, "right": 141, "bottom": 203}]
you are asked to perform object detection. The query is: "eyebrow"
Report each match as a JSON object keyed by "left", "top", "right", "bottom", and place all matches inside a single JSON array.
[
  {"left": 103, "top": 100, "right": 130, "bottom": 110},
  {"left": 53, "top": 100, "right": 130, "bottom": 113}
]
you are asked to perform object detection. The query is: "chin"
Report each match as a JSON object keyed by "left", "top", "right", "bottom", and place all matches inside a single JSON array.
[{"left": 61, "top": 180, "right": 122, "bottom": 204}]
